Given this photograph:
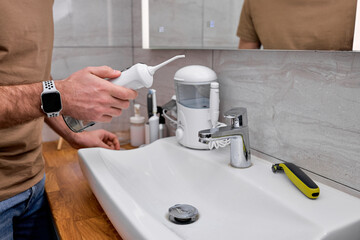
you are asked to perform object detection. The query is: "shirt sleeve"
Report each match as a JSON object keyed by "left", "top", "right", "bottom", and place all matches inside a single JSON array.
[{"left": 236, "top": 0, "right": 260, "bottom": 44}]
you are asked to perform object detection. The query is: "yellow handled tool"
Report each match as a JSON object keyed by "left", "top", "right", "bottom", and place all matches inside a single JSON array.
[{"left": 272, "top": 163, "right": 320, "bottom": 199}]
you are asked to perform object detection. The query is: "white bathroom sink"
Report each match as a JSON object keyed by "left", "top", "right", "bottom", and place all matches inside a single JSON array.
[{"left": 78, "top": 137, "right": 360, "bottom": 240}]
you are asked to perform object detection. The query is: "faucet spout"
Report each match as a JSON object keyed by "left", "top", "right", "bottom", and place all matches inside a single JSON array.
[{"left": 198, "top": 107, "right": 251, "bottom": 168}]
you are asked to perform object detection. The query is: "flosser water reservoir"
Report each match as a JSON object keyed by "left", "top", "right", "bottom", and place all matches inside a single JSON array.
[{"left": 174, "top": 65, "right": 218, "bottom": 149}]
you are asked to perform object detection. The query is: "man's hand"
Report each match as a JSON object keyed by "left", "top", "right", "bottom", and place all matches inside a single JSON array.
[
  {"left": 68, "top": 129, "right": 120, "bottom": 150},
  {"left": 0, "top": 65, "right": 137, "bottom": 129},
  {"left": 57, "top": 66, "right": 138, "bottom": 123},
  {"left": 45, "top": 116, "right": 120, "bottom": 150}
]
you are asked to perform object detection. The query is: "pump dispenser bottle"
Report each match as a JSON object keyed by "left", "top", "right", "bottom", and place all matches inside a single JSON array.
[
  {"left": 63, "top": 55, "right": 185, "bottom": 133},
  {"left": 130, "top": 104, "right": 145, "bottom": 147}
]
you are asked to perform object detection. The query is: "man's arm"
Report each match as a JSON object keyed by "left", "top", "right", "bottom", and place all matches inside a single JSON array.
[
  {"left": 0, "top": 82, "right": 44, "bottom": 128},
  {"left": 237, "top": 0, "right": 261, "bottom": 50},
  {"left": 0, "top": 66, "right": 137, "bottom": 129},
  {"left": 238, "top": 39, "right": 261, "bottom": 49}
]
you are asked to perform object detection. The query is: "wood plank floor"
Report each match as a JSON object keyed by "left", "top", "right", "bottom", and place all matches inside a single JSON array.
[{"left": 43, "top": 140, "right": 127, "bottom": 240}]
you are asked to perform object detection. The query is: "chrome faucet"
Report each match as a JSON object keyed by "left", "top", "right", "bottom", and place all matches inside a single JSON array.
[{"left": 198, "top": 107, "right": 251, "bottom": 168}]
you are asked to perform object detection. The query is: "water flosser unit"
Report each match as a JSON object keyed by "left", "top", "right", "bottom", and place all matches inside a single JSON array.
[
  {"left": 63, "top": 55, "right": 185, "bottom": 133},
  {"left": 174, "top": 65, "right": 219, "bottom": 149}
]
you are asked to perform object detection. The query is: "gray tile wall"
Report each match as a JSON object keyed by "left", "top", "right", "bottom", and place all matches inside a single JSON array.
[
  {"left": 213, "top": 50, "right": 360, "bottom": 192},
  {"left": 45, "top": 0, "right": 360, "bottom": 194}
]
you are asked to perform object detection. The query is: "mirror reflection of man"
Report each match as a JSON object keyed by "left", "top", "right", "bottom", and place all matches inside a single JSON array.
[{"left": 237, "top": 0, "right": 357, "bottom": 50}]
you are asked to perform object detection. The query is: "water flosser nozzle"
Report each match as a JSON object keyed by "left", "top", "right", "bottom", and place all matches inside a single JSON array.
[{"left": 147, "top": 55, "right": 185, "bottom": 75}]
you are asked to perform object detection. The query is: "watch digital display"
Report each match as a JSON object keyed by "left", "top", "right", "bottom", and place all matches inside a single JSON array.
[{"left": 41, "top": 92, "right": 62, "bottom": 112}]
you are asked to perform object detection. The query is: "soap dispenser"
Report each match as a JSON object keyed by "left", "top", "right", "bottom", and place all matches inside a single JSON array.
[{"left": 130, "top": 104, "right": 145, "bottom": 147}]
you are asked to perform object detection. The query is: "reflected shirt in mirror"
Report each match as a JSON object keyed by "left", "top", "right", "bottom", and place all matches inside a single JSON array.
[{"left": 237, "top": 0, "right": 356, "bottom": 50}]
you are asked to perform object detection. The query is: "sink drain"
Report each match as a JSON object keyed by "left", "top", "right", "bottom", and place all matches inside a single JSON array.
[{"left": 168, "top": 204, "right": 199, "bottom": 224}]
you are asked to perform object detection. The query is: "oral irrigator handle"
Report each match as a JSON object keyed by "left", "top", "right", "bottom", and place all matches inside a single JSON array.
[
  {"left": 210, "top": 82, "right": 220, "bottom": 128},
  {"left": 63, "top": 55, "right": 185, "bottom": 133},
  {"left": 62, "top": 65, "right": 146, "bottom": 133},
  {"left": 111, "top": 55, "right": 185, "bottom": 90},
  {"left": 111, "top": 63, "right": 152, "bottom": 90}
]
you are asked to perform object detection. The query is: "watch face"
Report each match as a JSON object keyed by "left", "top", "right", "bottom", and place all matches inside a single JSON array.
[{"left": 41, "top": 92, "right": 62, "bottom": 113}]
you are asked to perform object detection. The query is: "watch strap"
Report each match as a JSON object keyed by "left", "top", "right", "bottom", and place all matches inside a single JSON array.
[
  {"left": 42, "top": 80, "right": 61, "bottom": 117},
  {"left": 42, "top": 80, "right": 58, "bottom": 93}
]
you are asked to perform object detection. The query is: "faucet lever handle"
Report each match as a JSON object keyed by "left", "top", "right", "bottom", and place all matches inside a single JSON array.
[{"left": 224, "top": 107, "right": 248, "bottom": 127}]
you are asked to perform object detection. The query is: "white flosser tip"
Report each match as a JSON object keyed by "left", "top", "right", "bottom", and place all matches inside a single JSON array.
[{"left": 148, "top": 55, "right": 185, "bottom": 75}]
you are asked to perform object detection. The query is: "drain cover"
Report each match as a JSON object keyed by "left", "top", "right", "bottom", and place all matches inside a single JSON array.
[{"left": 168, "top": 204, "right": 199, "bottom": 224}]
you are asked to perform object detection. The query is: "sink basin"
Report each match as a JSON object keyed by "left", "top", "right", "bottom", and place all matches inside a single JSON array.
[{"left": 78, "top": 137, "right": 360, "bottom": 240}]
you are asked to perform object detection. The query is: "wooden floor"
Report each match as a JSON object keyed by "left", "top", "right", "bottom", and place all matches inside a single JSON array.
[{"left": 43, "top": 140, "right": 125, "bottom": 240}]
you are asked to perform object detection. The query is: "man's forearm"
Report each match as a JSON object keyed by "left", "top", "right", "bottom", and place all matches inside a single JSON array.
[
  {"left": 0, "top": 66, "right": 137, "bottom": 130},
  {"left": 0, "top": 82, "right": 44, "bottom": 129},
  {"left": 44, "top": 115, "right": 78, "bottom": 145}
]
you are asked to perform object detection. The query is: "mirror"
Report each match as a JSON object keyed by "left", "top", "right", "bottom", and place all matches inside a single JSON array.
[{"left": 142, "top": 0, "right": 358, "bottom": 51}]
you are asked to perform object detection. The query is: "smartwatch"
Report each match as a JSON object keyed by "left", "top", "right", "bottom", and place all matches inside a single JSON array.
[{"left": 41, "top": 80, "right": 62, "bottom": 117}]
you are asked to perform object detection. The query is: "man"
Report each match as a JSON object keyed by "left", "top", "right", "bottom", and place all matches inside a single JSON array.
[
  {"left": 237, "top": 0, "right": 356, "bottom": 50},
  {"left": 0, "top": 0, "right": 137, "bottom": 239}
]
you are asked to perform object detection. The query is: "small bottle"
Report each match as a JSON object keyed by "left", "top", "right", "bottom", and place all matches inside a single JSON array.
[{"left": 130, "top": 104, "right": 145, "bottom": 147}]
